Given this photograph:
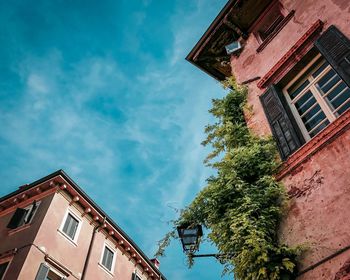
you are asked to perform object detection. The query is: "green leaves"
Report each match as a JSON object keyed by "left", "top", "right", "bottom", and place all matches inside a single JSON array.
[{"left": 157, "top": 78, "right": 299, "bottom": 279}]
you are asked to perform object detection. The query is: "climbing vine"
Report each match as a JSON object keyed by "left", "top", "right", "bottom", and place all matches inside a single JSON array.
[{"left": 156, "top": 77, "right": 301, "bottom": 279}]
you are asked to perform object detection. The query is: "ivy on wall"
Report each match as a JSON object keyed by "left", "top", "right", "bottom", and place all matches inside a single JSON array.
[{"left": 156, "top": 78, "right": 301, "bottom": 280}]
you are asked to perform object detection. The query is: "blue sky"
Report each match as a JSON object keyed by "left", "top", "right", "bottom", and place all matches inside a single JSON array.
[{"left": 0, "top": 1, "right": 232, "bottom": 279}]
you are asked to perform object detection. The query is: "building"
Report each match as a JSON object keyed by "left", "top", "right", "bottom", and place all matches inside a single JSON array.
[
  {"left": 187, "top": 1, "right": 350, "bottom": 279},
  {"left": 0, "top": 170, "right": 166, "bottom": 280}
]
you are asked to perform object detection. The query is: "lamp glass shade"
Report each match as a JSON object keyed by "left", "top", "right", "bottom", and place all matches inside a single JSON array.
[{"left": 177, "top": 225, "right": 203, "bottom": 253}]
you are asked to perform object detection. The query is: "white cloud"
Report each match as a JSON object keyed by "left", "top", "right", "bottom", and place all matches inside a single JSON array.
[
  {"left": 27, "top": 73, "right": 49, "bottom": 94},
  {"left": 0, "top": 1, "right": 230, "bottom": 279}
]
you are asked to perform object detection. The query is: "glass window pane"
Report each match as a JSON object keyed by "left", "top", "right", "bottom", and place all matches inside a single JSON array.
[
  {"left": 301, "top": 104, "right": 321, "bottom": 123},
  {"left": 312, "top": 61, "right": 328, "bottom": 78},
  {"left": 102, "top": 247, "right": 114, "bottom": 270},
  {"left": 337, "top": 99, "right": 350, "bottom": 115},
  {"left": 302, "top": 107, "right": 327, "bottom": 131},
  {"left": 63, "top": 213, "right": 79, "bottom": 240},
  {"left": 288, "top": 80, "right": 310, "bottom": 100},
  {"left": 331, "top": 88, "right": 350, "bottom": 111},
  {"left": 325, "top": 83, "right": 347, "bottom": 103},
  {"left": 309, "top": 119, "right": 330, "bottom": 137},
  {"left": 294, "top": 91, "right": 316, "bottom": 115},
  {"left": 316, "top": 69, "right": 338, "bottom": 93}
]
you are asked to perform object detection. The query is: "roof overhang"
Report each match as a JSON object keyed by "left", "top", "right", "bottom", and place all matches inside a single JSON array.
[
  {"left": 0, "top": 170, "right": 167, "bottom": 280},
  {"left": 186, "top": 0, "right": 273, "bottom": 81}
]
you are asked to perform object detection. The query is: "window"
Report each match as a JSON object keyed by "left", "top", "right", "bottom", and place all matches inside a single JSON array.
[
  {"left": 0, "top": 262, "right": 9, "bottom": 280},
  {"left": 100, "top": 245, "right": 116, "bottom": 273},
  {"left": 284, "top": 55, "right": 350, "bottom": 140},
  {"left": 255, "top": 2, "right": 285, "bottom": 43},
  {"left": 7, "top": 201, "right": 40, "bottom": 229},
  {"left": 251, "top": 1, "right": 295, "bottom": 52},
  {"left": 46, "top": 270, "right": 64, "bottom": 280},
  {"left": 61, "top": 212, "right": 80, "bottom": 241},
  {"left": 132, "top": 273, "right": 142, "bottom": 280},
  {"left": 59, "top": 210, "right": 82, "bottom": 244},
  {"left": 260, "top": 25, "right": 350, "bottom": 160},
  {"left": 35, "top": 263, "right": 66, "bottom": 280}
]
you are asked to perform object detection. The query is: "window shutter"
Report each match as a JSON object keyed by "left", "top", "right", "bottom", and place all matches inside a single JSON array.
[
  {"left": 315, "top": 25, "right": 350, "bottom": 87},
  {"left": 131, "top": 272, "right": 136, "bottom": 280},
  {"left": 35, "top": 263, "right": 50, "bottom": 280},
  {"left": 260, "top": 85, "right": 303, "bottom": 160},
  {"left": 7, "top": 208, "right": 27, "bottom": 229}
]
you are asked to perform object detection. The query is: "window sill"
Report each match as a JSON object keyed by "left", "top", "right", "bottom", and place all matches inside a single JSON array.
[
  {"left": 256, "top": 10, "right": 295, "bottom": 53},
  {"left": 276, "top": 108, "right": 350, "bottom": 180},
  {"left": 8, "top": 223, "right": 31, "bottom": 235},
  {"left": 57, "top": 229, "right": 78, "bottom": 247},
  {"left": 98, "top": 262, "right": 114, "bottom": 277}
]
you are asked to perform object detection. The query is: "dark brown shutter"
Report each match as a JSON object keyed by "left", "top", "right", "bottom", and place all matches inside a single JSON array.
[
  {"left": 35, "top": 263, "right": 50, "bottom": 280},
  {"left": 7, "top": 208, "right": 27, "bottom": 229},
  {"left": 260, "top": 85, "right": 304, "bottom": 160},
  {"left": 315, "top": 25, "right": 350, "bottom": 87}
]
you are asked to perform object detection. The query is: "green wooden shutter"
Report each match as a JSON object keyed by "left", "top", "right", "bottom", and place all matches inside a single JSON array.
[
  {"left": 260, "top": 85, "right": 304, "bottom": 160},
  {"left": 315, "top": 25, "right": 350, "bottom": 87},
  {"left": 7, "top": 208, "right": 27, "bottom": 229},
  {"left": 35, "top": 263, "right": 50, "bottom": 280}
]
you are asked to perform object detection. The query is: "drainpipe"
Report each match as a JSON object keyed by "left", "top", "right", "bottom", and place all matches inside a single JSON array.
[{"left": 81, "top": 217, "right": 105, "bottom": 280}]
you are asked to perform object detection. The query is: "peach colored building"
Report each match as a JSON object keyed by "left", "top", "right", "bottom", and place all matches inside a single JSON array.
[
  {"left": 0, "top": 170, "right": 166, "bottom": 280},
  {"left": 187, "top": 0, "right": 350, "bottom": 279}
]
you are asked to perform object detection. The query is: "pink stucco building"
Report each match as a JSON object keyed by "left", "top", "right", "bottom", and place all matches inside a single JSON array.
[
  {"left": 187, "top": 0, "right": 350, "bottom": 279},
  {"left": 0, "top": 170, "right": 165, "bottom": 280}
]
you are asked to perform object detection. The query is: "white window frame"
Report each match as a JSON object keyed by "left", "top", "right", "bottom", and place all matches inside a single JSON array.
[
  {"left": 283, "top": 53, "right": 350, "bottom": 140},
  {"left": 7, "top": 200, "right": 42, "bottom": 231},
  {"left": 22, "top": 201, "right": 41, "bottom": 225},
  {"left": 58, "top": 209, "right": 82, "bottom": 245},
  {"left": 99, "top": 242, "right": 117, "bottom": 275}
]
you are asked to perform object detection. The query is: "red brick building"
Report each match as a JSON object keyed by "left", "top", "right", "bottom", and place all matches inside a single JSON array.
[
  {"left": 0, "top": 170, "right": 165, "bottom": 280},
  {"left": 187, "top": 0, "right": 350, "bottom": 279}
]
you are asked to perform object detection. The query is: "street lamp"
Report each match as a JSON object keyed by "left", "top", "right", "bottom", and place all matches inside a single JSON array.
[
  {"left": 177, "top": 224, "right": 203, "bottom": 253},
  {"left": 177, "top": 224, "right": 233, "bottom": 262}
]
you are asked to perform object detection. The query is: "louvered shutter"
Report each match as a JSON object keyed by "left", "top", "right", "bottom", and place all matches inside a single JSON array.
[
  {"left": 131, "top": 272, "right": 136, "bottom": 280},
  {"left": 260, "top": 85, "right": 304, "bottom": 160},
  {"left": 315, "top": 25, "right": 350, "bottom": 87},
  {"left": 7, "top": 208, "right": 27, "bottom": 229},
  {"left": 35, "top": 263, "right": 50, "bottom": 280}
]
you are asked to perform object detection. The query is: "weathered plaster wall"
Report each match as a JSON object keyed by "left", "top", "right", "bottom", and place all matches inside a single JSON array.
[
  {"left": 280, "top": 127, "right": 350, "bottom": 279},
  {"left": 231, "top": 0, "right": 350, "bottom": 136},
  {"left": 21, "top": 190, "right": 143, "bottom": 280},
  {"left": 0, "top": 192, "right": 54, "bottom": 280},
  {"left": 229, "top": 0, "right": 350, "bottom": 278}
]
